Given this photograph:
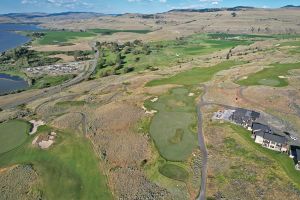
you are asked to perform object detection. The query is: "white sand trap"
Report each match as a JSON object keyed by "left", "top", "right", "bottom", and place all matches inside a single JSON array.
[
  {"left": 38, "top": 140, "right": 54, "bottom": 149},
  {"left": 29, "top": 120, "right": 45, "bottom": 135},
  {"left": 242, "top": 76, "right": 248, "bottom": 80},
  {"left": 278, "top": 76, "right": 286, "bottom": 79},
  {"left": 275, "top": 44, "right": 280, "bottom": 47},
  {"left": 188, "top": 93, "right": 195, "bottom": 97},
  {"left": 32, "top": 136, "right": 39, "bottom": 145},
  {"left": 142, "top": 105, "right": 157, "bottom": 114},
  {"left": 50, "top": 132, "right": 57, "bottom": 136},
  {"left": 145, "top": 110, "right": 157, "bottom": 114},
  {"left": 150, "top": 97, "right": 158, "bottom": 102}
]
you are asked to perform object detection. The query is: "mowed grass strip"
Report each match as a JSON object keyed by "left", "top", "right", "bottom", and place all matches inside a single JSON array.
[
  {"left": 0, "top": 120, "right": 31, "bottom": 154},
  {"left": 237, "top": 62, "right": 300, "bottom": 87},
  {"left": 90, "top": 28, "right": 151, "bottom": 35},
  {"left": 147, "top": 60, "right": 244, "bottom": 86},
  {"left": 228, "top": 124, "right": 300, "bottom": 188},
  {"left": 159, "top": 163, "right": 189, "bottom": 182},
  {"left": 148, "top": 88, "right": 198, "bottom": 161},
  {"left": 37, "top": 31, "right": 96, "bottom": 45},
  {"left": 0, "top": 127, "right": 112, "bottom": 200}
]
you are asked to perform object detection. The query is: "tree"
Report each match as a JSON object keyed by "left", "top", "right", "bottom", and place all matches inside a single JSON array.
[
  {"left": 97, "top": 57, "right": 106, "bottom": 69},
  {"left": 134, "top": 57, "right": 140, "bottom": 62},
  {"left": 74, "top": 50, "right": 81, "bottom": 61},
  {"left": 123, "top": 66, "right": 134, "bottom": 73},
  {"left": 231, "top": 12, "right": 237, "bottom": 17}
]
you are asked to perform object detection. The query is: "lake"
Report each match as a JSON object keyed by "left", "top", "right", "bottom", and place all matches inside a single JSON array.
[
  {"left": 0, "top": 73, "right": 29, "bottom": 95},
  {"left": 0, "top": 23, "right": 42, "bottom": 95},
  {"left": 0, "top": 23, "right": 41, "bottom": 53}
]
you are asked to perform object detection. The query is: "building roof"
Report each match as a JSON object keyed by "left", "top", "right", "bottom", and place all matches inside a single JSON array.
[
  {"left": 251, "top": 111, "right": 260, "bottom": 120},
  {"left": 263, "top": 132, "right": 287, "bottom": 144},
  {"left": 252, "top": 122, "right": 271, "bottom": 132},
  {"left": 255, "top": 130, "right": 265, "bottom": 137}
]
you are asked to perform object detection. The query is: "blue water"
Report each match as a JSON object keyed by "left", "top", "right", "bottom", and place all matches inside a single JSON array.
[
  {"left": 0, "top": 73, "right": 29, "bottom": 95},
  {"left": 0, "top": 23, "right": 41, "bottom": 53},
  {"left": 0, "top": 24, "right": 41, "bottom": 94}
]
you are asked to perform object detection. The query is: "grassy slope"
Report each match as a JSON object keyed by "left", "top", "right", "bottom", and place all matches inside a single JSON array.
[
  {"left": 237, "top": 62, "right": 300, "bottom": 87},
  {"left": 37, "top": 31, "right": 96, "bottom": 45},
  {"left": 124, "top": 36, "right": 251, "bottom": 72},
  {"left": 229, "top": 124, "right": 300, "bottom": 188},
  {"left": 0, "top": 126, "right": 112, "bottom": 200},
  {"left": 147, "top": 60, "right": 244, "bottom": 86},
  {"left": 0, "top": 120, "right": 31, "bottom": 154}
]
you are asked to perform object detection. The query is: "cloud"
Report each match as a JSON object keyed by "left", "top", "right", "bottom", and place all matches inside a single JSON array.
[
  {"left": 44, "top": 0, "right": 93, "bottom": 9},
  {"left": 21, "top": 0, "right": 38, "bottom": 4},
  {"left": 199, "top": 0, "right": 222, "bottom": 5},
  {"left": 127, "top": 0, "right": 167, "bottom": 3}
]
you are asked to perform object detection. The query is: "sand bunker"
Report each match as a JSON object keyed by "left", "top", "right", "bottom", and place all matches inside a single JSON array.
[{"left": 29, "top": 120, "right": 45, "bottom": 135}]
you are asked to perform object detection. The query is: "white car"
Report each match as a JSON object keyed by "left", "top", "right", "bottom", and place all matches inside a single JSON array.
[{"left": 290, "top": 136, "right": 297, "bottom": 141}]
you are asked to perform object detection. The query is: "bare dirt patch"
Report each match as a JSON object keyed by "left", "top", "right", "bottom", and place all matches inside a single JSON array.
[{"left": 48, "top": 54, "right": 75, "bottom": 62}]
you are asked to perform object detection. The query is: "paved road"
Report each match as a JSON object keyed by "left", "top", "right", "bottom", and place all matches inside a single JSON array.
[
  {"left": 0, "top": 44, "right": 99, "bottom": 110},
  {"left": 196, "top": 84, "right": 208, "bottom": 200},
  {"left": 196, "top": 84, "right": 239, "bottom": 200}
]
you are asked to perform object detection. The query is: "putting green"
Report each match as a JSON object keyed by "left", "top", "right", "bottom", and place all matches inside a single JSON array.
[
  {"left": 237, "top": 62, "right": 300, "bottom": 87},
  {"left": 159, "top": 163, "right": 189, "bottom": 182},
  {"left": 257, "top": 79, "right": 281, "bottom": 87},
  {"left": 0, "top": 120, "right": 31, "bottom": 154},
  {"left": 148, "top": 88, "right": 198, "bottom": 161}
]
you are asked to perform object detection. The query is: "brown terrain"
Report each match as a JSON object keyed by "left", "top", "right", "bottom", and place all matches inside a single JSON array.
[{"left": 0, "top": 6, "right": 300, "bottom": 200}]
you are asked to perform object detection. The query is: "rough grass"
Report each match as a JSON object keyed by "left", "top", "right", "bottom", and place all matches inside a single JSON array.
[
  {"left": 147, "top": 87, "right": 198, "bottom": 161},
  {"left": 0, "top": 126, "right": 112, "bottom": 199},
  {"left": 37, "top": 31, "right": 96, "bottom": 45},
  {"left": 228, "top": 124, "right": 300, "bottom": 188},
  {"left": 32, "top": 74, "right": 75, "bottom": 89},
  {"left": 237, "top": 62, "right": 300, "bottom": 87},
  {"left": 159, "top": 163, "right": 189, "bottom": 182},
  {"left": 55, "top": 101, "right": 85, "bottom": 107},
  {"left": 0, "top": 120, "right": 31, "bottom": 154},
  {"left": 147, "top": 60, "right": 244, "bottom": 86}
]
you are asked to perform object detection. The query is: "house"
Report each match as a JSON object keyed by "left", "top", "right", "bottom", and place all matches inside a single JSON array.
[
  {"left": 254, "top": 131, "right": 288, "bottom": 152},
  {"left": 230, "top": 108, "right": 256, "bottom": 128},
  {"left": 251, "top": 122, "right": 272, "bottom": 134},
  {"left": 295, "top": 149, "right": 300, "bottom": 170},
  {"left": 230, "top": 108, "right": 261, "bottom": 128},
  {"left": 290, "top": 146, "right": 300, "bottom": 170}
]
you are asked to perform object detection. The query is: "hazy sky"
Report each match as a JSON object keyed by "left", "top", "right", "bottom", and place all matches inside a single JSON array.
[{"left": 0, "top": 0, "right": 299, "bottom": 14}]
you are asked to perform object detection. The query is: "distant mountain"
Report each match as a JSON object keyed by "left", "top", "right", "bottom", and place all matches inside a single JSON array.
[
  {"left": 281, "top": 5, "right": 300, "bottom": 8},
  {"left": 169, "top": 6, "right": 255, "bottom": 13},
  {"left": 0, "top": 12, "right": 110, "bottom": 23}
]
